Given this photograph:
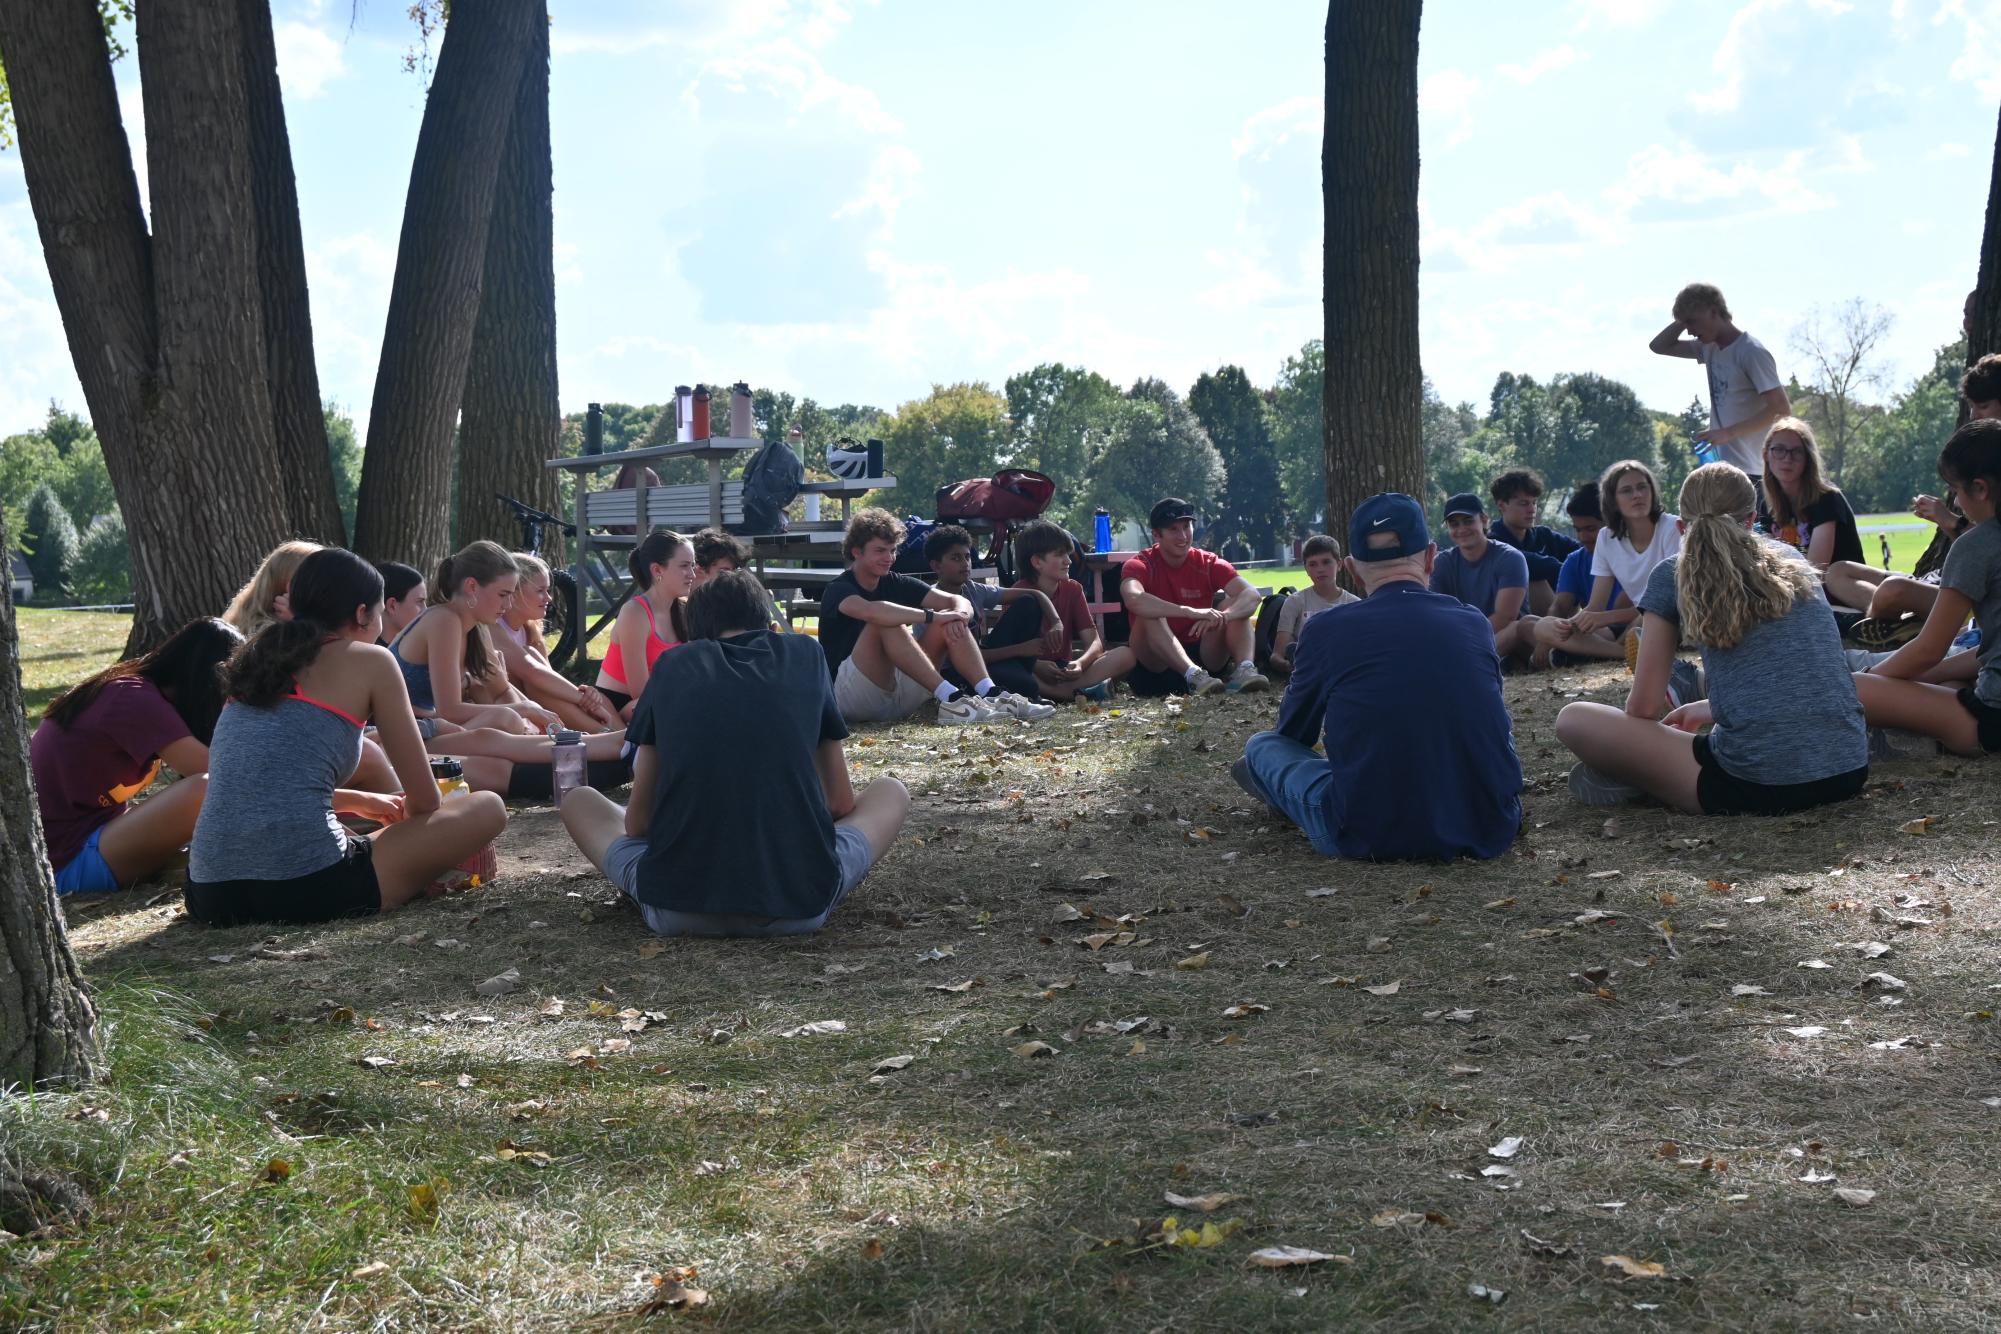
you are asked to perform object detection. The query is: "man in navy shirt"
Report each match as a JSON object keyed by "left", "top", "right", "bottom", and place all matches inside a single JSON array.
[
  {"left": 1487, "top": 467, "right": 1579, "bottom": 614},
  {"left": 1232, "top": 493, "right": 1523, "bottom": 861}
]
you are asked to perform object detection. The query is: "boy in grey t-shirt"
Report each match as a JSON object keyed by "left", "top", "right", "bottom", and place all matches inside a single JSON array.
[
  {"left": 1648, "top": 282, "right": 1793, "bottom": 488},
  {"left": 1269, "top": 534, "right": 1358, "bottom": 674}
]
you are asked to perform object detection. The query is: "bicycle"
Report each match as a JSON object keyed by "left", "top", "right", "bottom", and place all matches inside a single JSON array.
[{"left": 496, "top": 493, "right": 584, "bottom": 669}]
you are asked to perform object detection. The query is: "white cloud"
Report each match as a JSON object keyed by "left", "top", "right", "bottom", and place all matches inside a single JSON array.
[
  {"left": 274, "top": 20, "right": 347, "bottom": 101},
  {"left": 1232, "top": 94, "right": 1320, "bottom": 160},
  {"left": 831, "top": 144, "right": 921, "bottom": 232},
  {"left": 1420, "top": 69, "right": 1480, "bottom": 147},
  {"left": 1570, "top": 0, "right": 1671, "bottom": 29},
  {"left": 1703, "top": 0, "right": 1855, "bottom": 113},
  {"left": 1605, "top": 141, "right": 1833, "bottom": 219},
  {"left": 1926, "top": 140, "right": 1973, "bottom": 160},
  {"left": 1938, "top": 0, "right": 2001, "bottom": 99},
  {"left": 1499, "top": 44, "right": 1587, "bottom": 84}
]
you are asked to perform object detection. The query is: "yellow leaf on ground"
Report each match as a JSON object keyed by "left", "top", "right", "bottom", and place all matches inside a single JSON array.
[
  {"left": 1175, "top": 952, "right": 1212, "bottom": 970},
  {"left": 1601, "top": 1255, "right": 1666, "bottom": 1279}
]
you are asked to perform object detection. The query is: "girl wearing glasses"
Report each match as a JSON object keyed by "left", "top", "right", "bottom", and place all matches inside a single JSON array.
[{"left": 1762, "top": 417, "right": 1862, "bottom": 571}]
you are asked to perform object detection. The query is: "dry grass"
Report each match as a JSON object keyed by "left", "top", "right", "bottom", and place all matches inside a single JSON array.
[{"left": 5, "top": 648, "right": 2001, "bottom": 1330}]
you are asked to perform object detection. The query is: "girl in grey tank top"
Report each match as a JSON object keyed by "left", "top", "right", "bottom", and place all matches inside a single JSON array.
[{"left": 190, "top": 692, "right": 364, "bottom": 883}]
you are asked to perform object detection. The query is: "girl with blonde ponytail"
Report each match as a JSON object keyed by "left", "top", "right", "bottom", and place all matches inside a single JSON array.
[{"left": 1555, "top": 462, "right": 1868, "bottom": 815}]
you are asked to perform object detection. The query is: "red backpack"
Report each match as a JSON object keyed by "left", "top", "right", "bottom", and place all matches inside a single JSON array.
[{"left": 934, "top": 468, "right": 1056, "bottom": 523}]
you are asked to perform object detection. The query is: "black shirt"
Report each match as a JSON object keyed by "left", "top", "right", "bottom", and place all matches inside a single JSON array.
[
  {"left": 626, "top": 631, "right": 849, "bottom": 917},
  {"left": 1776, "top": 488, "right": 1864, "bottom": 566},
  {"left": 818, "top": 569, "right": 931, "bottom": 677}
]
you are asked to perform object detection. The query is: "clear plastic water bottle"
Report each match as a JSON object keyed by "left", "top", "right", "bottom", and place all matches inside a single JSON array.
[
  {"left": 551, "top": 729, "right": 586, "bottom": 808},
  {"left": 1094, "top": 508, "right": 1113, "bottom": 552},
  {"left": 1691, "top": 438, "right": 1720, "bottom": 466}
]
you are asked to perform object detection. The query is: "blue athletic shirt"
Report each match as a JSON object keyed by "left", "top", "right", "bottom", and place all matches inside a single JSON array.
[
  {"left": 1276, "top": 581, "right": 1522, "bottom": 860},
  {"left": 1556, "top": 547, "right": 1622, "bottom": 608}
]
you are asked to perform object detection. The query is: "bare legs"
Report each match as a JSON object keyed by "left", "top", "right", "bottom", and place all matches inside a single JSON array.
[
  {"left": 1554, "top": 702, "right": 1703, "bottom": 813},
  {"left": 1034, "top": 647, "right": 1137, "bottom": 701},
  {"left": 850, "top": 619, "right": 991, "bottom": 694},
  {"left": 561, "top": 777, "right": 911, "bottom": 878},
  {"left": 95, "top": 777, "right": 208, "bottom": 886},
  {"left": 1128, "top": 616, "right": 1247, "bottom": 676},
  {"left": 1852, "top": 674, "right": 1984, "bottom": 756},
  {"left": 367, "top": 791, "right": 508, "bottom": 910}
]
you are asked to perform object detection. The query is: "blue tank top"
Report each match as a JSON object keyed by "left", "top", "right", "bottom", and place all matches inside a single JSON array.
[
  {"left": 388, "top": 615, "right": 437, "bottom": 710},
  {"left": 190, "top": 692, "right": 365, "bottom": 882}
]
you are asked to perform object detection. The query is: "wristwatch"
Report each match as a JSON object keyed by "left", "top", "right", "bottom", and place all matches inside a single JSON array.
[{"left": 924, "top": 608, "right": 936, "bottom": 624}]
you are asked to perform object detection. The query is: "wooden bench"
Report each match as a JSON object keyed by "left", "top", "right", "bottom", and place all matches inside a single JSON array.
[{"left": 580, "top": 481, "right": 746, "bottom": 538}]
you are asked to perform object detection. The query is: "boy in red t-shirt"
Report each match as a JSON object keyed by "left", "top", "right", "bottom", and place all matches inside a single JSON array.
[
  {"left": 1119, "top": 498, "right": 1268, "bottom": 695},
  {"left": 984, "top": 521, "right": 1137, "bottom": 702}
]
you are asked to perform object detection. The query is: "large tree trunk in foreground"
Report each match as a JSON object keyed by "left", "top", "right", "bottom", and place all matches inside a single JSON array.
[
  {"left": 352, "top": 0, "right": 542, "bottom": 571},
  {"left": 0, "top": 0, "right": 302, "bottom": 653},
  {"left": 1322, "top": 0, "right": 1424, "bottom": 538},
  {"left": 238, "top": 0, "right": 342, "bottom": 545},
  {"left": 456, "top": 12, "right": 562, "bottom": 555},
  {"left": 0, "top": 517, "right": 98, "bottom": 1092}
]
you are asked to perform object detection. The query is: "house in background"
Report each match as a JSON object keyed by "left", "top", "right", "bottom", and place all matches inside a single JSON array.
[{"left": 9, "top": 551, "right": 33, "bottom": 604}]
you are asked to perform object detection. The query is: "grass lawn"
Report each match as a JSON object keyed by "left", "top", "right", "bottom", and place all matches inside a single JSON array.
[
  {"left": 12, "top": 608, "right": 129, "bottom": 718},
  {"left": 6, "top": 596, "right": 2001, "bottom": 1328}
]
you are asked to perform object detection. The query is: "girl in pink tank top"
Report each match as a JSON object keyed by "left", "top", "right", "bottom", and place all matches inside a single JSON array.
[{"left": 595, "top": 531, "right": 696, "bottom": 719}]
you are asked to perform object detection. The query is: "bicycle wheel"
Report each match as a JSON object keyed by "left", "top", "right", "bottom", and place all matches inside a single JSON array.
[{"left": 547, "top": 568, "right": 582, "bottom": 669}]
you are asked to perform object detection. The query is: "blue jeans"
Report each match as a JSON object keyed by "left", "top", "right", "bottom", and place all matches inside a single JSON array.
[
  {"left": 602, "top": 826, "right": 876, "bottom": 937},
  {"left": 1238, "top": 730, "right": 1341, "bottom": 856}
]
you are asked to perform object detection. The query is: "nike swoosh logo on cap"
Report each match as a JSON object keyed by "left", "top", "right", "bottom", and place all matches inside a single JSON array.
[{"left": 1372, "top": 516, "right": 1392, "bottom": 525}]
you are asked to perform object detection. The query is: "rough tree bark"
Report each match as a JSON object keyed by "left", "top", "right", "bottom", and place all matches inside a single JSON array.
[
  {"left": 238, "top": 0, "right": 342, "bottom": 545},
  {"left": 1322, "top": 0, "right": 1425, "bottom": 538},
  {"left": 352, "top": 0, "right": 542, "bottom": 570},
  {"left": 0, "top": 517, "right": 99, "bottom": 1092},
  {"left": 455, "top": 11, "right": 562, "bottom": 555},
  {"left": 0, "top": 0, "right": 301, "bottom": 654}
]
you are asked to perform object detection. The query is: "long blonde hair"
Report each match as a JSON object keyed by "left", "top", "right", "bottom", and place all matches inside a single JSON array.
[
  {"left": 509, "top": 550, "right": 551, "bottom": 637},
  {"left": 1675, "top": 463, "right": 1817, "bottom": 650},
  {"left": 1761, "top": 416, "right": 1835, "bottom": 531},
  {"left": 432, "top": 540, "right": 519, "bottom": 683},
  {"left": 223, "top": 540, "right": 322, "bottom": 636}
]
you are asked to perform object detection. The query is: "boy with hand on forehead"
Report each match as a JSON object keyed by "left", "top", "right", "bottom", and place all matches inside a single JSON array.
[
  {"left": 981, "top": 520, "right": 1137, "bottom": 702},
  {"left": 1430, "top": 491, "right": 1540, "bottom": 665},
  {"left": 1267, "top": 534, "right": 1358, "bottom": 675},
  {"left": 1120, "top": 497, "right": 1269, "bottom": 696}
]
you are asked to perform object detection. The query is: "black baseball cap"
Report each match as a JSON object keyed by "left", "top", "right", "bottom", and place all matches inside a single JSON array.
[
  {"left": 1149, "top": 497, "right": 1197, "bottom": 529},
  {"left": 1443, "top": 492, "right": 1486, "bottom": 519}
]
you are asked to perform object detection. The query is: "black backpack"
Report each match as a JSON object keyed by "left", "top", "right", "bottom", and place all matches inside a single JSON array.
[
  {"left": 1253, "top": 587, "right": 1295, "bottom": 671},
  {"left": 734, "top": 438, "right": 804, "bottom": 535}
]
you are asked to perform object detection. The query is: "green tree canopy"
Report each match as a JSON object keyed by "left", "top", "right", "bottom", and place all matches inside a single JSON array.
[
  {"left": 869, "top": 382, "right": 1010, "bottom": 517},
  {"left": 1003, "top": 362, "right": 1122, "bottom": 527},
  {"left": 1084, "top": 379, "right": 1226, "bottom": 533},
  {"left": 1188, "top": 365, "right": 1285, "bottom": 551}
]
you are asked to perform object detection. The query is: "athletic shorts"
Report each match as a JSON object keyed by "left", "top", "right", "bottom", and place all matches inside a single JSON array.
[
  {"left": 185, "top": 835, "right": 381, "bottom": 927},
  {"left": 54, "top": 825, "right": 122, "bottom": 896},
  {"left": 1957, "top": 688, "right": 2001, "bottom": 754},
  {"left": 833, "top": 656, "right": 932, "bottom": 723},
  {"left": 1692, "top": 733, "right": 1867, "bottom": 817},
  {"left": 602, "top": 826, "right": 876, "bottom": 937},
  {"left": 1125, "top": 662, "right": 1191, "bottom": 697},
  {"left": 600, "top": 687, "right": 632, "bottom": 715}
]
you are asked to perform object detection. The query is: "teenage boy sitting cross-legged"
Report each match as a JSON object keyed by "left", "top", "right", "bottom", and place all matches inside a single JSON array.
[
  {"left": 1532, "top": 481, "right": 1632, "bottom": 666},
  {"left": 1268, "top": 534, "right": 1359, "bottom": 675},
  {"left": 819, "top": 507, "right": 1053, "bottom": 725},
  {"left": 1431, "top": 491, "right": 1541, "bottom": 664},
  {"left": 1120, "top": 497, "right": 1269, "bottom": 696},
  {"left": 559, "top": 569, "right": 911, "bottom": 937},
  {"left": 982, "top": 520, "right": 1137, "bottom": 702}
]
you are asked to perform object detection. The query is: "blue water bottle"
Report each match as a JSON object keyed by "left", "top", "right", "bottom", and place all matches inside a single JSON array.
[
  {"left": 1691, "top": 437, "right": 1720, "bottom": 466},
  {"left": 1093, "top": 508, "right": 1112, "bottom": 552}
]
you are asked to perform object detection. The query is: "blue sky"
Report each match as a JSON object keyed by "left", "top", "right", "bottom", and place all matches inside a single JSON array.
[{"left": 3, "top": 0, "right": 2000, "bottom": 441}]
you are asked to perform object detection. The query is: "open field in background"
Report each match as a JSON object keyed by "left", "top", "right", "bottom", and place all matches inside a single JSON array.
[
  {"left": 5, "top": 651, "right": 2001, "bottom": 1330},
  {"left": 13, "top": 609, "right": 129, "bottom": 717}
]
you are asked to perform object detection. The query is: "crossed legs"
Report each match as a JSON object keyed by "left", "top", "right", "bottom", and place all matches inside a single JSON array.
[{"left": 1554, "top": 702, "right": 1702, "bottom": 813}]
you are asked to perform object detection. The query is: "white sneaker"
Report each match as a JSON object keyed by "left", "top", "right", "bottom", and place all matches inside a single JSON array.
[
  {"left": 980, "top": 689, "right": 1056, "bottom": 721},
  {"left": 1186, "top": 670, "right": 1226, "bottom": 697},
  {"left": 934, "top": 693, "right": 995, "bottom": 726},
  {"left": 1226, "top": 664, "right": 1270, "bottom": 694}
]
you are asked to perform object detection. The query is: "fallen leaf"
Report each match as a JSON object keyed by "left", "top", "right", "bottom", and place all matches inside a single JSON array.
[
  {"left": 474, "top": 968, "right": 521, "bottom": 997},
  {"left": 1079, "top": 871, "right": 1114, "bottom": 883},
  {"left": 781, "top": 1020, "right": 848, "bottom": 1038},
  {"left": 871, "top": 1054, "right": 915, "bottom": 1074},
  {"left": 1175, "top": 952, "right": 1212, "bottom": 971},
  {"left": 1013, "top": 1040, "right": 1057, "bottom": 1059},
  {"left": 1867, "top": 1035, "right": 1938, "bottom": 1051},
  {"left": 1484, "top": 897, "right": 1516, "bottom": 910},
  {"left": 349, "top": 1261, "right": 389, "bottom": 1280},
  {"left": 1362, "top": 981, "right": 1401, "bottom": 996},
  {"left": 1784, "top": 1026, "right": 1827, "bottom": 1038},
  {"left": 1800, "top": 1170, "right": 1837, "bottom": 1184},
  {"left": 259, "top": 1158, "right": 292, "bottom": 1183},
  {"left": 1730, "top": 984, "right": 1771, "bottom": 997},
  {"left": 1468, "top": 1282, "right": 1506, "bottom": 1305},
  {"left": 1306, "top": 887, "right": 1339, "bottom": 898},
  {"left": 1248, "top": 1246, "right": 1346, "bottom": 1268},
  {"left": 1215, "top": 893, "right": 1248, "bottom": 916},
  {"left": 356, "top": 1055, "right": 397, "bottom": 1070},
  {"left": 1859, "top": 972, "right": 1908, "bottom": 992},
  {"left": 406, "top": 1178, "right": 444, "bottom": 1221},
  {"left": 1222, "top": 1002, "right": 1268, "bottom": 1019},
  {"left": 1448, "top": 1064, "right": 1484, "bottom": 1077},
  {"left": 1899, "top": 816, "right": 1937, "bottom": 835},
  {"left": 918, "top": 945, "right": 956, "bottom": 962},
  {"left": 1371, "top": 1209, "right": 1425, "bottom": 1229},
  {"left": 1079, "top": 933, "right": 1119, "bottom": 951},
  {"left": 929, "top": 979, "right": 981, "bottom": 993},
  {"left": 1601, "top": 1255, "right": 1667, "bottom": 1279},
  {"left": 1365, "top": 936, "right": 1393, "bottom": 954},
  {"left": 1165, "top": 1190, "right": 1242, "bottom": 1212},
  {"left": 1051, "top": 903, "right": 1087, "bottom": 923},
  {"left": 1586, "top": 870, "right": 1623, "bottom": 881},
  {"left": 1488, "top": 1136, "right": 1524, "bottom": 1159},
  {"left": 1834, "top": 1187, "right": 1876, "bottom": 1206},
  {"left": 1796, "top": 959, "right": 1832, "bottom": 970}
]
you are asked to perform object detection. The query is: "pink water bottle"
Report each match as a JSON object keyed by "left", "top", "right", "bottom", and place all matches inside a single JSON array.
[{"left": 730, "top": 382, "right": 753, "bottom": 439}]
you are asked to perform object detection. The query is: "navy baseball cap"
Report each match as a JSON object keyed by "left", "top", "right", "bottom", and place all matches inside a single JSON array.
[
  {"left": 1348, "top": 493, "right": 1431, "bottom": 562},
  {"left": 1149, "top": 497, "right": 1197, "bottom": 529},
  {"left": 1443, "top": 491, "right": 1486, "bottom": 519}
]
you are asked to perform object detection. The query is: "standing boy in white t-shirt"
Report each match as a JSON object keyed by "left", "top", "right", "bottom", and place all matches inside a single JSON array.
[
  {"left": 1648, "top": 282, "right": 1792, "bottom": 509},
  {"left": 1268, "top": 534, "right": 1359, "bottom": 674}
]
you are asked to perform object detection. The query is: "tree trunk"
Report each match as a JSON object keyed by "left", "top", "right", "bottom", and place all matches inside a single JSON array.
[
  {"left": 0, "top": 516, "right": 98, "bottom": 1091},
  {"left": 0, "top": 0, "right": 298, "bottom": 654},
  {"left": 352, "top": 0, "right": 542, "bottom": 571},
  {"left": 455, "top": 12, "right": 561, "bottom": 556},
  {"left": 1971, "top": 103, "right": 2001, "bottom": 367},
  {"left": 1322, "top": 0, "right": 1425, "bottom": 539},
  {"left": 238, "top": 0, "right": 343, "bottom": 545}
]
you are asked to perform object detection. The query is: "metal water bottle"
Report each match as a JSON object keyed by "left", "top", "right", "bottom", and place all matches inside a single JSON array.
[
  {"left": 1094, "top": 508, "right": 1113, "bottom": 552},
  {"left": 730, "top": 382, "right": 753, "bottom": 439},
  {"left": 691, "top": 386, "right": 712, "bottom": 440},
  {"left": 674, "top": 386, "right": 694, "bottom": 443},
  {"left": 551, "top": 730, "right": 586, "bottom": 808}
]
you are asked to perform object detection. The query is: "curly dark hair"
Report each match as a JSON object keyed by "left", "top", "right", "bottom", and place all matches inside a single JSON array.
[
  {"left": 691, "top": 527, "right": 749, "bottom": 571},
  {"left": 227, "top": 548, "right": 383, "bottom": 708}
]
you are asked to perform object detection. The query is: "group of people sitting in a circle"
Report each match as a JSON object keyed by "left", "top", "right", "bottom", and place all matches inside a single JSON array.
[{"left": 26, "top": 396, "right": 2000, "bottom": 933}]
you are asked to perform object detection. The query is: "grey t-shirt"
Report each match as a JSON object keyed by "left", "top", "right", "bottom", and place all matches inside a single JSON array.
[
  {"left": 1639, "top": 549, "right": 1866, "bottom": 785},
  {"left": 1696, "top": 332, "right": 1782, "bottom": 476},
  {"left": 1276, "top": 584, "right": 1358, "bottom": 641},
  {"left": 914, "top": 580, "right": 1006, "bottom": 643},
  {"left": 1941, "top": 517, "right": 2001, "bottom": 707}
]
